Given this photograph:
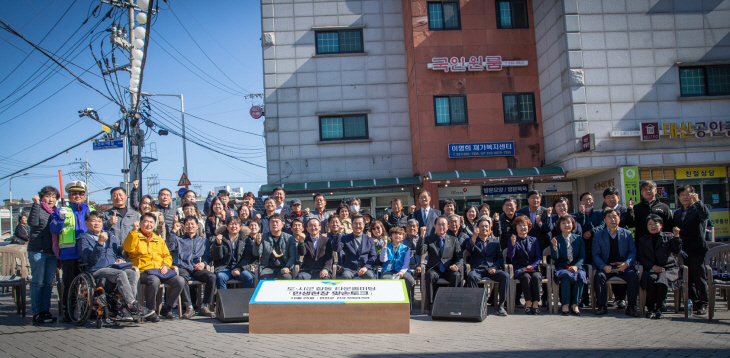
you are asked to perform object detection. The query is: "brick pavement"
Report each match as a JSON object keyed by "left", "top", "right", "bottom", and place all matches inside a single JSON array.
[{"left": 1, "top": 289, "right": 730, "bottom": 358}]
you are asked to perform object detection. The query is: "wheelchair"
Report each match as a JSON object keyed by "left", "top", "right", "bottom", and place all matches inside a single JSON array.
[{"left": 67, "top": 270, "right": 143, "bottom": 328}]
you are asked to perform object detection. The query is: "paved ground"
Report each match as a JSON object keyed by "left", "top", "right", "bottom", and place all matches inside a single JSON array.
[{"left": 1, "top": 288, "right": 730, "bottom": 358}]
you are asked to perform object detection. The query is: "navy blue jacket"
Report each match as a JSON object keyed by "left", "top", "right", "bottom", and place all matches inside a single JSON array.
[
  {"left": 338, "top": 233, "right": 377, "bottom": 272},
  {"left": 77, "top": 230, "right": 124, "bottom": 273},
  {"left": 167, "top": 232, "right": 211, "bottom": 272},
  {"left": 413, "top": 208, "right": 441, "bottom": 236},
  {"left": 516, "top": 206, "right": 551, "bottom": 250},
  {"left": 592, "top": 227, "right": 636, "bottom": 270},
  {"left": 506, "top": 235, "right": 541, "bottom": 273},
  {"left": 463, "top": 236, "right": 503, "bottom": 270},
  {"left": 673, "top": 201, "right": 710, "bottom": 257},
  {"left": 575, "top": 208, "right": 605, "bottom": 239}
]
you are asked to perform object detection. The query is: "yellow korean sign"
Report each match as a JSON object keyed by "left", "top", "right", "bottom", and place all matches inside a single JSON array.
[{"left": 675, "top": 167, "right": 726, "bottom": 180}]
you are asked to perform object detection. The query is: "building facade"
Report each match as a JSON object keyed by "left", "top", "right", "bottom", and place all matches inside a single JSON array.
[
  {"left": 259, "top": 0, "right": 419, "bottom": 214},
  {"left": 532, "top": 0, "right": 730, "bottom": 238}
]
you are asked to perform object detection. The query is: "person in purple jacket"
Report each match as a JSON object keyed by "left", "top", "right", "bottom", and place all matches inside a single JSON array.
[{"left": 506, "top": 216, "right": 543, "bottom": 315}]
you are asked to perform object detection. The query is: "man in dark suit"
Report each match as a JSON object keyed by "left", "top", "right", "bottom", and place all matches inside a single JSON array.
[
  {"left": 674, "top": 185, "right": 710, "bottom": 315},
  {"left": 296, "top": 218, "right": 333, "bottom": 279},
  {"left": 272, "top": 186, "right": 292, "bottom": 216},
  {"left": 602, "top": 187, "right": 633, "bottom": 229},
  {"left": 418, "top": 216, "right": 463, "bottom": 310},
  {"left": 338, "top": 215, "right": 377, "bottom": 279},
  {"left": 592, "top": 209, "right": 640, "bottom": 317},
  {"left": 463, "top": 216, "right": 509, "bottom": 316},
  {"left": 515, "top": 190, "right": 551, "bottom": 250},
  {"left": 413, "top": 190, "right": 441, "bottom": 236}
]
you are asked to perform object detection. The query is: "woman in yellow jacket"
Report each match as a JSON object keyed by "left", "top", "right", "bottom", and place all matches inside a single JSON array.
[{"left": 123, "top": 213, "right": 185, "bottom": 322}]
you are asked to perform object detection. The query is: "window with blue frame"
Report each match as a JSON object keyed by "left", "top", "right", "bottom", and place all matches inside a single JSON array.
[
  {"left": 679, "top": 65, "right": 730, "bottom": 97},
  {"left": 434, "top": 95, "right": 468, "bottom": 126},
  {"left": 496, "top": 0, "right": 529, "bottom": 29},
  {"left": 319, "top": 115, "right": 369, "bottom": 141},
  {"left": 315, "top": 29, "right": 364, "bottom": 54},
  {"left": 503, "top": 93, "right": 536, "bottom": 123},
  {"left": 428, "top": 1, "right": 461, "bottom": 30}
]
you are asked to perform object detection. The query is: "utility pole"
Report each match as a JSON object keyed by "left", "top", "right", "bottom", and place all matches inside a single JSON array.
[
  {"left": 69, "top": 158, "right": 93, "bottom": 205},
  {"left": 98, "top": 0, "right": 155, "bottom": 205}
]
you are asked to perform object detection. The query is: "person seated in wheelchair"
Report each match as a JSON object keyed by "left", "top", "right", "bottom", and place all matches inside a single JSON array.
[
  {"left": 378, "top": 227, "right": 415, "bottom": 301},
  {"left": 77, "top": 211, "right": 154, "bottom": 321},
  {"left": 124, "top": 213, "right": 185, "bottom": 322},
  {"left": 167, "top": 216, "right": 217, "bottom": 319}
]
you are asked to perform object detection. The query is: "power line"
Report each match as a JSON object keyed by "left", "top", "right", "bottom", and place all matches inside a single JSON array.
[
  {"left": 166, "top": 3, "right": 250, "bottom": 94},
  {"left": 0, "top": 131, "right": 104, "bottom": 180},
  {"left": 148, "top": 98, "right": 263, "bottom": 137}
]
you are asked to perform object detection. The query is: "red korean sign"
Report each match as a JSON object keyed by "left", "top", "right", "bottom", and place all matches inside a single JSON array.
[
  {"left": 250, "top": 105, "right": 263, "bottom": 119},
  {"left": 427, "top": 56, "right": 528, "bottom": 72}
]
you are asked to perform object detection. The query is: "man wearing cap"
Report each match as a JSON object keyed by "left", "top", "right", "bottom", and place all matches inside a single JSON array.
[
  {"left": 49, "top": 180, "right": 95, "bottom": 322},
  {"left": 103, "top": 187, "right": 140, "bottom": 246},
  {"left": 285, "top": 198, "right": 306, "bottom": 234}
]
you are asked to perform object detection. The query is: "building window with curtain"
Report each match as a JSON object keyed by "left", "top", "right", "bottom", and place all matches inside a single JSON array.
[
  {"left": 315, "top": 29, "right": 364, "bottom": 55},
  {"left": 319, "top": 115, "right": 369, "bottom": 141},
  {"left": 679, "top": 65, "right": 730, "bottom": 97},
  {"left": 496, "top": 0, "right": 529, "bottom": 29},
  {"left": 434, "top": 95, "right": 468, "bottom": 126},
  {"left": 503, "top": 93, "right": 536, "bottom": 123},
  {"left": 427, "top": 1, "right": 461, "bottom": 30}
]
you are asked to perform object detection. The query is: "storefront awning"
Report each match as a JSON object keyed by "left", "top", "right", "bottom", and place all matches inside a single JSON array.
[
  {"left": 259, "top": 176, "right": 422, "bottom": 196},
  {"left": 426, "top": 167, "right": 565, "bottom": 184}
]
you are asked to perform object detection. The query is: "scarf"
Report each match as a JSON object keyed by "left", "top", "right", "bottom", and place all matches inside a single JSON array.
[{"left": 41, "top": 202, "right": 55, "bottom": 214}]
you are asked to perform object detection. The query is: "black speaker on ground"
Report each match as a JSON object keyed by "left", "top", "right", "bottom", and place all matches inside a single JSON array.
[
  {"left": 216, "top": 288, "right": 254, "bottom": 323},
  {"left": 430, "top": 287, "right": 488, "bottom": 322}
]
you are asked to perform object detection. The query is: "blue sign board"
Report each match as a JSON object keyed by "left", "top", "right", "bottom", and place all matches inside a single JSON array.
[
  {"left": 482, "top": 184, "right": 529, "bottom": 196},
  {"left": 178, "top": 188, "right": 187, "bottom": 198},
  {"left": 448, "top": 141, "right": 515, "bottom": 158},
  {"left": 93, "top": 139, "right": 124, "bottom": 151}
]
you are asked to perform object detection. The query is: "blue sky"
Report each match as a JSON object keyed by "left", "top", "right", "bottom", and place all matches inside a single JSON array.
[{"left": 0, "top": 0, "right": 265, "bottom": 204}]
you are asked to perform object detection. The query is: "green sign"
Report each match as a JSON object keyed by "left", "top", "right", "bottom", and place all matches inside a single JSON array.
[{"left": 622, "top": 167, "right": 639, "bottom": 206}]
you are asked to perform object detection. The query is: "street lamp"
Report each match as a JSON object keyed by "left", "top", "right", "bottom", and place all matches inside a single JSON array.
[
  {"left": 141, "top": 92, "right": 187, "bottom": 177},
  {"left": 9, "top": 173, "right": 29, "bottom": 237}
]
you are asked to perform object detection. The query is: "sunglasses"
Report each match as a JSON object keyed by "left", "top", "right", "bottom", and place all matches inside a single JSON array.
[{"left": 69, "top": 192, "right": 85, "bottom": 196}]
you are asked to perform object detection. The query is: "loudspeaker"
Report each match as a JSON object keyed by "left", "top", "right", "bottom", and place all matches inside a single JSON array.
[
  {"left": 430, "top": 287, "right": 488, "bottom": 322},
  {"left": 216, "top": 288, "right": 254, "bottom": 323}
]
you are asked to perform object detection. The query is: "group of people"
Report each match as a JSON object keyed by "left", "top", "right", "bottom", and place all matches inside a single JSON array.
[{"left": 21, "top": 178, "right": 711, "bottom": 325}]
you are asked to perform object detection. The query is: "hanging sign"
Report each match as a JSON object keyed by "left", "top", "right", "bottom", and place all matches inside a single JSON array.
[{"left": 250, "top": 105, "right": 263, "bottom": 119}]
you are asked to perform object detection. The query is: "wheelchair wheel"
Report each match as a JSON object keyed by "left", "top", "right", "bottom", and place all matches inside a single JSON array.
[{"left": 68, "top": 272, "right": 95, "bottom": 326}]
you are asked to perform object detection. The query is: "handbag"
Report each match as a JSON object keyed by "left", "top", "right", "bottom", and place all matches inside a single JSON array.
[
  {"left": 144, "top": 268, "right": 177, "bottom": 279},
  {"left": 111, "top": 262, "right": 134, "bottom": 270}
]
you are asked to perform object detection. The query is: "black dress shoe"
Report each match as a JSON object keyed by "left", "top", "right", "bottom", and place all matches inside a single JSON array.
[
  {"left": 696, "top": 305, "right": 708, "bottom": 315},
  {"left": 616, "top": 300, "right": 627, "bottom": 309},
  {"left": 570, "top": 308, "right": 581, "bottom": 316},
  {"left": 532, "top": 308, "right": 540, "bottom": 316},
  {"left": 595, "top": 306, "right": 608, "bottom": 315},
  {"left": 606, "top": 301, "right": 615, "bottom": 307},
  {"left": 645, "top": 311, "right": 655, "bottom": 319},
  {"left": 562, "top": 310, "right": 569, "bottom": 316},
  {"left": 625, "top": 306, "right": 639, "bottom": 317},
  {"left": 653, "top": 311, "right": 664, "bottom": 319},
  {"left": 145, "top": 313, "right": 160, "bottom": 322}
]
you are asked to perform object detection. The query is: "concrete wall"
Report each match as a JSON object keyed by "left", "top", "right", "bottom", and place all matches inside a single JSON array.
[
  {"left": 261, "top": 0, "right": 413, "bottom": 184},
  {"left": 533, "top": 0, "right": 730, "bottom": 173}
]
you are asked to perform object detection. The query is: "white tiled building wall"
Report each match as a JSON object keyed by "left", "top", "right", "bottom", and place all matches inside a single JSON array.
[
  {"left": 532, "top": 0, "right": 730, "bottom": 173},
  {"left": 261, "top": 0, "right": 413, "bottom": 184}
]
